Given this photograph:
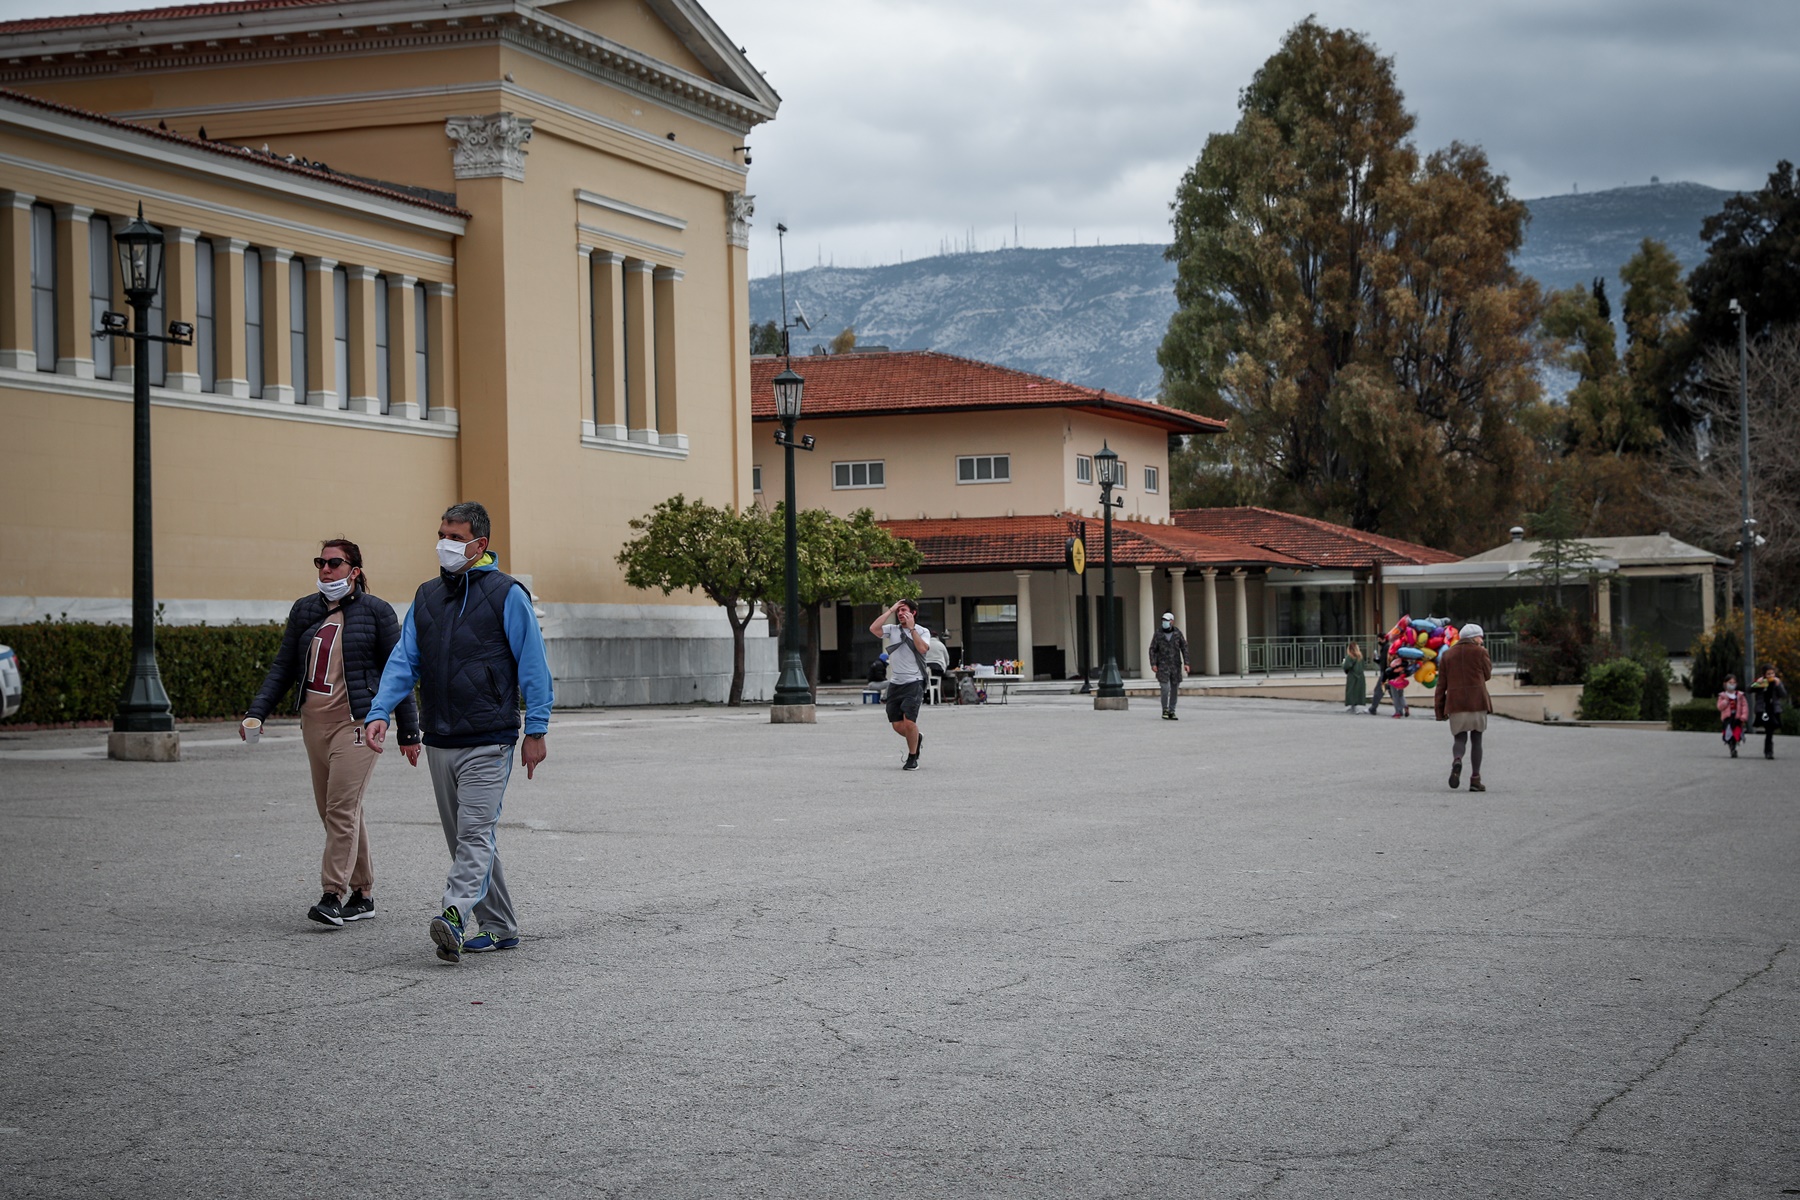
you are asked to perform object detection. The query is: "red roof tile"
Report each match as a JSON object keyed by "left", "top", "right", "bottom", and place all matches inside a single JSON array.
[
  {"left": 1172, "top": 507, "right": 1459, "bottom": 569},
  {"left": 751, "top": 351, "right": 1226, "bottom": 436},
  {"left": 0, "top": 0, "right": 336, "bottom": 35},
  {"left": 879, "top": 514, "right": 1304, "bottom": 572},
  {"left": 0, "top": 88, "right": 468, "bottom": 218}
]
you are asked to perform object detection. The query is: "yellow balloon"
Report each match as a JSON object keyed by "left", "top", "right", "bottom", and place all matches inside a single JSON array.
[
  {"left": 1416, "top": 663, "right": 1437, "bottom": 684},
  {"left": 1422, "top": 647, "right": 1438, "bottom": 661}
]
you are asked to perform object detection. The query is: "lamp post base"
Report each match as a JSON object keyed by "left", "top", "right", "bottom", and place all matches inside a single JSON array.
[
  {"left": 770, "top": 703, "right": 817, "bottom": 724},
  {"left": 1093, "top": 695, "right": 1130, "bottom": 711},
  {"left": 108, "top": 731, "right": 181, "bottom": 762}
]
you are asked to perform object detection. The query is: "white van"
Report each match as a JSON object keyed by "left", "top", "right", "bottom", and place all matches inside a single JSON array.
[{"left": 0, "top": 645, "right": 21, "bottom": 720}]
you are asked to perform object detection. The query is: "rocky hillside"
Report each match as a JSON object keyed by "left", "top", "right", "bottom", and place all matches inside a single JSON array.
[{"left": 749, "top": 181, "right": 1735, "bottom": 399}]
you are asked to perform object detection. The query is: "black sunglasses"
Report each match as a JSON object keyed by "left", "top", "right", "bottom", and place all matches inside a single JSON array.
[{"left": 314, "top": 557, "right": 351, "bottom": 570}]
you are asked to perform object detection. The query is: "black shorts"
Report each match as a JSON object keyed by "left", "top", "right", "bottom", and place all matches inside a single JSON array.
[{"left": 885, "top": 679, "right": 924, "bottom": 723}]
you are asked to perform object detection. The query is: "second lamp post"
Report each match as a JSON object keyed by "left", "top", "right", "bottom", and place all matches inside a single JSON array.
[
  {"left": 1094, "top": 442, "right": 1128, "bottom": 710},
  {"left": 770, "top": 365, "right": 817, "bottom": 722}
]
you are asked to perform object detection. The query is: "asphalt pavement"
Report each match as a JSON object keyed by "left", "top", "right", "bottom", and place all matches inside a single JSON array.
[{"left": 0, "top": 696, "right": 1794, "bottom": 1199}]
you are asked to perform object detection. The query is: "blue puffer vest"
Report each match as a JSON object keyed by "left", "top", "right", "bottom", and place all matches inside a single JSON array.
[{"left": 410, "top": 564, "right": 527, "bottom": 748}]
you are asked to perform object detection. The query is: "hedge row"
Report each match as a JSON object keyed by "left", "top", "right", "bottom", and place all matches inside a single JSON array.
[
  {"left": 1, "top": 620, "right": 291, "bottom": 725},
  {"left": 1669, "top": 699, "right": 1797, "bottom": 736}
]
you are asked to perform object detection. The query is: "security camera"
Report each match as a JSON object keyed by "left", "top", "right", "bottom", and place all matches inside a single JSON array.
[{"left": 1728, "top": 298, "right": 1743, "bottom": 315}]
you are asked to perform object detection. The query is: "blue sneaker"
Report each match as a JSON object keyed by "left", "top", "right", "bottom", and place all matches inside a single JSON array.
[
  {"left": 429, "top": 907, "right": 464, "bottom": 963},
  {"left": 463, "top": 931, "right": 520, "bottom": 953}
]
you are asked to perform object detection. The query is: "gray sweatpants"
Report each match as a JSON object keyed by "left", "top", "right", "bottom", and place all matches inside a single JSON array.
[
  {"left": 1157, "top": 668, "right": 1181, "bottom": 712},
  {"left": 426, "top": 742, "right": 518, "bottom": 937}
]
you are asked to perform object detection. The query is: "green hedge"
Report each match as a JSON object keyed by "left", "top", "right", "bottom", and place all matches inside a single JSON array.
[
  {"left": 1578, "top": 658, "right": 1645, "bottom": 721},
  {"left": 1, "top": 619, "right": 289, "bottom": 725},
  {"left": 1670, "top": 698, "right": 1798, "bottom": 735}
]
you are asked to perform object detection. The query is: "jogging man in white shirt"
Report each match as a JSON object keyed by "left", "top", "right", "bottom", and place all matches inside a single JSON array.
[{"left": 871, "top": 598, "right": 930, "bottom": 770}]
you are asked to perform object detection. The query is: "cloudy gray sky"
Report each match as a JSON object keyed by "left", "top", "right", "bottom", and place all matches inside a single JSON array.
[
  {"left": 4, "top": 0, "right": 1793, "bottom": 278},
  {"left": 704, "top": 0, "right": 1800, "bottom": 276}
]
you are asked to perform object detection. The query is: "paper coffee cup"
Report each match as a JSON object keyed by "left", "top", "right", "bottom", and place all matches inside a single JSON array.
[{"left": 242, "top": 717, "right": 262, "bottom": 744}]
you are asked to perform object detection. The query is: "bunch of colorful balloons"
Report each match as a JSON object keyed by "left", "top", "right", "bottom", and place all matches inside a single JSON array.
[{"left": 1383, "top": 614, "right": 1460, "bottom": 689}]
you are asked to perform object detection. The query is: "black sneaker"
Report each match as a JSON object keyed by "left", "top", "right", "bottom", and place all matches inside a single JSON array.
[
  {"left": 903, "top": 753, "right": 919, "bottom": 771},
  {"left": 429, "top": 906, "right": 465, "bottom": 963},
  {"left": 1449, "top": 762, "right": 1462, "bottom": 789},
  {"left": 308, "top": 892, "right": 344, "bottom": 928},
  {"left": 341, "top": 891, "right": 375, "bottom": 922},
  {"left": 1168, "top": 712, "right": 1179, "bottom": 721},
  {"left": 915, "top": 734, "right": 924, "bottom": 762}
]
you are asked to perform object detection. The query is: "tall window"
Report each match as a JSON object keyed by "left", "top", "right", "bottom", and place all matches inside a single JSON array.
[
  {"left": 374, "top": 273, "right": 390, "bottom": 413},
  {"left": 145, "top": 282, "right": 166, "bottom": 386},
  {"left": 956, "top": 454, "right": 1011, "bottom": 484},
  {"left": 753, "top": 464, "right": 763, "bottom": 493},
  {"left": 332, "top": 266, "right": 348, "bottom": 402},
  {"left": 1075, "top": 454, "right": 1092, "bottom": 484},
  {"left": 88, "top": 216, "right": 112, "bottom": 380},
  {"left": 244, "top": 249, "right": 262, "bottom": 398},
  {"left": 195, "top": 238, "right": 216, "bottom": 392},
  {"left": 30, "top": 203, "right": 54, "bottom": 372},
  {"left": 414, "top": 283, "right": 429, "bottom": 416},
  {"left": 1144, "top": 465, "right": 1159, "bottom": 494},
  {"left": 289, "top": 261, "right": 308, "bottom": 401}
]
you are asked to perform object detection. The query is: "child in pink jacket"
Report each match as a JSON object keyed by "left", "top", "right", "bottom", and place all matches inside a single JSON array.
[{"left": 1717, "top": 675, "right": 1750, "bottom": 758}]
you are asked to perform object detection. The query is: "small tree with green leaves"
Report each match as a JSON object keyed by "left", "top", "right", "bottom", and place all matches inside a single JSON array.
[
  {"left": 617, "top": 495, "right": 780, "bottom": 705},
  {"left": 750, "top": 320, "right": 783, "bottom": 356},
  {"left": 1520, "top": 483, "right": 1609, "bottom": 608}
]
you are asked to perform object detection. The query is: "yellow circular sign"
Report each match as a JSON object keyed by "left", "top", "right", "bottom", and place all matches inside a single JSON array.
[{"left": 1066, "top": 536, "right": 1086, "bottom": 576}]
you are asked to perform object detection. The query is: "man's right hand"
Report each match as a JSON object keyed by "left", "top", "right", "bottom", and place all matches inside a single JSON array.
[{"left": 365, "top": 719, "right": 388, "bottom": 753}]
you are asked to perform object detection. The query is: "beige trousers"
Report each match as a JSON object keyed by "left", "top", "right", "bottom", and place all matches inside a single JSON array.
[{"left": 301, "top": 717, "right": 379, "bottom": 898}]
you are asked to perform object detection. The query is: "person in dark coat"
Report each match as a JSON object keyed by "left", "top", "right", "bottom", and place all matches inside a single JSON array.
[
  {"left": 1149, "top": 612, "right": 1190, "bottom": 720},
  {"left": 1434, "top": 623, "right": 1493, "bottom": 792},
  {"left": 1750, "top": 663, "right": 1789, "bottom": 760},
  {"left": 244, "top": 538, "right": 420, "bottom": 928}
]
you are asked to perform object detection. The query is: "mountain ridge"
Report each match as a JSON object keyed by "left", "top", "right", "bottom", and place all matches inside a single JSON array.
[{"left": 749, "top": 181, "right": 1735, "bottom": 400}]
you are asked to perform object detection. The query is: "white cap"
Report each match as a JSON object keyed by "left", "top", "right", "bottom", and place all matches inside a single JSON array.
[
  {"left": 1162, "top": 612, "right": 1174, "bottom": 621},
  {"left": 1460, "top": 623, "right": 1485, "bottom": 640}
]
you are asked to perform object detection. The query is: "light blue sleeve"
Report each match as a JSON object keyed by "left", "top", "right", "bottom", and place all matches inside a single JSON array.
[
  {"left": 366, "top": 605, "right": 420, "bottom": 726},
  {"left": 504, "top": 584, "right": 554, "bottom": 735}
]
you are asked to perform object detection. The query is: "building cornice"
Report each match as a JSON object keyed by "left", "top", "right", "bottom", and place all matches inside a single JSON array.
[{"left": 0, "top": 1, "right": 777, "bottom": 129}]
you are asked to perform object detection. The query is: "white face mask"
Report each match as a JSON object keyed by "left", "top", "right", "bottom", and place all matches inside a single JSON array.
[
  {"left": 437, "top": 537, "right": 476, "bottom": 573},
  {"left": 317, "top": 575, "right": 353, "bottom": 602}
]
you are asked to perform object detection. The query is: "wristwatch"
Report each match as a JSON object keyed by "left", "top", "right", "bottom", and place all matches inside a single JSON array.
[{"left": 525, "top": 732, "right": 545, "bottom": 740}]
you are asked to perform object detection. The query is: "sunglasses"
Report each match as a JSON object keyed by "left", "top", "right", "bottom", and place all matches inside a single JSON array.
[{"left": 314, "top": 557, "right": 351, "bottom": 570}]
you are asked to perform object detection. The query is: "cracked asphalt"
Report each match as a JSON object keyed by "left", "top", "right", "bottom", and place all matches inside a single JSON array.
[{"left": 1, "top": 696, "right": 1796, "bottom": 1199}]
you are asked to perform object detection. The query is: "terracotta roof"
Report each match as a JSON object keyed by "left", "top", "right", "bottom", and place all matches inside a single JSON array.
[
  {"left": 1171, "top": 507, "right": 1459, "bottom": 569},
  {"left": 0, "top": 87, "right": 469, "bottom": 218},
  {"left": 751, "top": 351, "right": 1226, "bottom": 436},
  {"left": 879, "top": 514, "right": 1305, "bottom": 573},
  {"left": 0, "top": 0, "right": 337, "bottom": 35}
]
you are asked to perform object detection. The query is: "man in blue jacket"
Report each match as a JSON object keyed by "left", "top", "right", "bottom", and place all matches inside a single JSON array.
[{"left": 365, "top": 501, "right": 554, "bottom": 964}]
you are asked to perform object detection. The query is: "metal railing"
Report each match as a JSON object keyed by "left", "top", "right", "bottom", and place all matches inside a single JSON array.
[{"left": 1239, "top": 633, "right": 1516, "bottom": 676}]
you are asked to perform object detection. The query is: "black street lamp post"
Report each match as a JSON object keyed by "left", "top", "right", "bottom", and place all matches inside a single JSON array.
[
  {"left": 1094, "top": 442, "right": 1127, "bottom": 709},
  {"left": 102, "top": 204, "right": 193, "bottom": 760},
  {"left": 770, "top": 365, "right": 816, "bottom": 720}
]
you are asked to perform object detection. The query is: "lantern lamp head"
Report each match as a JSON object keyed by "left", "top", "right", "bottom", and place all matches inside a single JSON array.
[
  {"left": 114, "top": 203, "right": 165, "bottom": 305},
  {"left": 1095, "top": 441, "right": 1121, "bottom": 486},
  {"left": 772, "top": 367, "right": 804, "bottom": 421}
]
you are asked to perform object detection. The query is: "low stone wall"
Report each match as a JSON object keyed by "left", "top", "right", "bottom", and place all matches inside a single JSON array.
[{"left": 542, "top": 602, "right": 777, "bottom": 707}]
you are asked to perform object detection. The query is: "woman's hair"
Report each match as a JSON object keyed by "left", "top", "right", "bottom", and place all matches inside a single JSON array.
[{"left": 321, "top": 537, "right": 367, "bottom": 593}]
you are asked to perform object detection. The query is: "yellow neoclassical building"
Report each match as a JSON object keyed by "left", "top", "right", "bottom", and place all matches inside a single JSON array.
[{"left": 0, "top": 0, "right": 779, "bottom": 703}]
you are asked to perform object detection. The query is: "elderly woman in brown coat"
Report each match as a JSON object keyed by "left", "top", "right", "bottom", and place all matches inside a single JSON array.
[{"left": 1434, "top": 623, "right": 1493, "bottom": 792}]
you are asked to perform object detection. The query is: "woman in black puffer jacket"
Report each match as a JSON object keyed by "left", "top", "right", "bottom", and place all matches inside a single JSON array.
[{"left": 244, "top": 538, "right": 420, "bottom": 930}]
